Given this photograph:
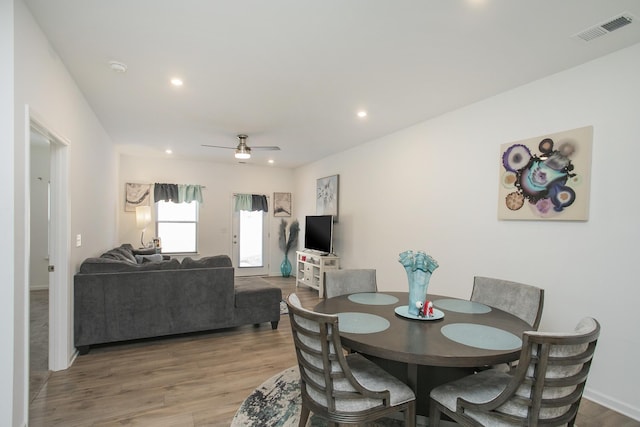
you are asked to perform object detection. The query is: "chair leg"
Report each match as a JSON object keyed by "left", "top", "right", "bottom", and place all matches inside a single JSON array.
[
  {"left": 298, "top": 405, "right": 310, "bottom": 427},
  {"left": 405, "top": 400, "right": 417, "bottom": 427},
  {"left": 429, "top": 399, "right": 442, "bottom": 427}
]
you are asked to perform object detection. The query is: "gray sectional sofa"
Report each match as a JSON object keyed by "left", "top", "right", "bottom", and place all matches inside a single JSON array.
[{"left": 74, "top": 244, "right": 282, "bottom": 354}]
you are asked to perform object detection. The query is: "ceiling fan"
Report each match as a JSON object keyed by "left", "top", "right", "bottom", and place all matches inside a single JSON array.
[{"left": 202, "top": 134, "right": 280, "bottom": 160}]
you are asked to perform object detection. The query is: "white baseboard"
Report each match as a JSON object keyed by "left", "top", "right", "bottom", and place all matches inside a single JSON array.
[
  {"left": 583, "top": 388, "right": 640, "bottom": 421},
  {"left": 68, "top": 348, "right": 78, "bottom": 369}
]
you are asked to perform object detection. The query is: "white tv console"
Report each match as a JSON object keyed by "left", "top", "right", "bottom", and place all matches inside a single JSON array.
[{"left": 295, "top": 250, "right": 340, "bottom": 297}]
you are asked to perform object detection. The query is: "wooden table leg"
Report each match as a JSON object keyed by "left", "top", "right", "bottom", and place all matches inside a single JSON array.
[{"left": 407, "top": 363, "right": 418, "bottom": 393}]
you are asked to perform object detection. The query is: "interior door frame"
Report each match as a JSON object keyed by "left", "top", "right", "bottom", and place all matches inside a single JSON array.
[
  {"left": 27, "top": 107, "right": 70, "bottom": 376},
  {"left": 231, "top": 195, "right": 270, "bottom": 277}
]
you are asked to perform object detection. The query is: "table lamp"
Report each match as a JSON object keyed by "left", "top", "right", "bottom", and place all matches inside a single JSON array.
[{"left": 135, "top": 205, "right": 152, "bottom": 247}]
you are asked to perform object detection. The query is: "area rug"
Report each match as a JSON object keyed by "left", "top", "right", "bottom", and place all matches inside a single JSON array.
[
  {"left": 230, "top": 366, "right": 404, "bottom": 427},
  {"left": 280, "top": 299, "right": 289, "bottom": 315}
]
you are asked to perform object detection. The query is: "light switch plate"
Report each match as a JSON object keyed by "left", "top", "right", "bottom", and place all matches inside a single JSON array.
[{"left": 76, "top": 234, "right": 82, "bottom": 247}]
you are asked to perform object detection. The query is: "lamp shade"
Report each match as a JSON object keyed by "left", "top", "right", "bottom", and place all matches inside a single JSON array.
[{"left": 135, "top": 205, "right": 152, "bottom": 229}]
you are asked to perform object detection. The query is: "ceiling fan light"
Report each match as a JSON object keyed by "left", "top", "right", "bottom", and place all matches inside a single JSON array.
[{"left": 235, "top": 147, "right": 251, "bottom": 159}]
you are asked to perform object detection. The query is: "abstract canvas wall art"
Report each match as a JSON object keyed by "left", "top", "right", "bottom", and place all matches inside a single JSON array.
[
  {"left": 274, "top": 192, "right": 292, "bottom": 217},
  {"left": 498, "top": 126, "right": 592, "bottom": 221},
  {"left": 316, "top": 174, "right": 339, "bottom": 220},
  {"left": 125, "top": 183, "right": 152, "bottom": 212}
]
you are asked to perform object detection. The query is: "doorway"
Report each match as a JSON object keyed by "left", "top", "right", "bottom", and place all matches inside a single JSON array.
[
  {"left": 28, "top": 127, "right": 51, "bottom": 402},
  {"left": 27, "top": 108, "right": 70, "bottom": 405},
  {"left": 232, "top": 207, "right": 269, "bottom": 276}
]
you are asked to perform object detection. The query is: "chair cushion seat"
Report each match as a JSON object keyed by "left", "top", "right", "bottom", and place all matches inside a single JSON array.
[
  {"left": 431, "top": 368, "right": 575, "bottom": 426},
  {"left": 431, "top": 368, "right": 509, "bottom": 411},
  {"left": 311, "top": 353, "right": 414, "bottom": 413},
  {"left": 430, "top": 368, "right": 518, "bottom": 427}
]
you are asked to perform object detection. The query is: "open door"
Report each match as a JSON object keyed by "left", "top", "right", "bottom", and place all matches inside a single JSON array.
[{"left": 231, "top": 205, "right": 269, "bottom": 277}]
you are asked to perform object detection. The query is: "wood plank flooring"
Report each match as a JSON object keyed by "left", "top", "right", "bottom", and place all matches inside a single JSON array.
[
  {"left": 30, "top": 289, "right": 50, "bottom": 403},
  {"left": 29, "top": 277, "right": 638, "bottom": 426}
]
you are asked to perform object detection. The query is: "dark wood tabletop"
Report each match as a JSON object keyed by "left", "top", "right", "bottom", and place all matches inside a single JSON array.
[{"left": 314, "top": 292, "right": 532, "bottom": 368}]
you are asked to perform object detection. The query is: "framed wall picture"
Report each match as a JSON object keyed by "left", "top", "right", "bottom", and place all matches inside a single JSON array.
[
  {"left": 125, "top": 183, "right": 152, "bottom": 212},
  {"left": 498, "top": 125, "right": 592, "bottom": 221},
  {"left": 274, "top": 192, "right": 292, "bottom": 217},
  {"left": 316, "top": 174, "right": 339, "bottom": 220}
]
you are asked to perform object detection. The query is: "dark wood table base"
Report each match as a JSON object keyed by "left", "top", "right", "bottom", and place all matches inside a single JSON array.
[{"left": 362, "top": 354, "right": 475, "bottom": 417}]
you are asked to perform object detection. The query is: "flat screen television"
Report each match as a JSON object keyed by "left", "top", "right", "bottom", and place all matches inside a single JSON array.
[{"left": 304, "top": 215, "right": 333, "bottom": 255}]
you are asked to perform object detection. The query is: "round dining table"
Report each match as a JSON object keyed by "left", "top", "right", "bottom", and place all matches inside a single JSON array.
[{"left": 314, "top": 291, "right": 532, "bottom": 416}]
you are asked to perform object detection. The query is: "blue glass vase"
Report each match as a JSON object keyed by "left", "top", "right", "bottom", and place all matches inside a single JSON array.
[
  {"left": 399, "top": 250, "right": 439, "bottom": 316},
  {"left": 280, "top": 255, "right": 292, "bottom": 278}
]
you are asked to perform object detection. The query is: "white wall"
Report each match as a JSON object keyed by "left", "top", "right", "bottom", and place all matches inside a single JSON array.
[
  {"left": 118, "top": 154, "right": 296, "bottom": 275},
  {"left": 12, "top": 1, "right": 119, "bottom": 425},
  {"left": 294, "top": 43, "right": 640, "bottom": 419},
  {"left": 1, "top": 0, "right": 15, "bottom": 424}
]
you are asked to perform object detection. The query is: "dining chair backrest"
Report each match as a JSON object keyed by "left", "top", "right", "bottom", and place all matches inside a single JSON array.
[
  {"left": 287, "top": 292, "right": 419, "bottom": 427},
  {"left": 286, "top": 293, "right": 390, "bottom": 411},
  {"left": 324, "top": 269, "right": 377, "bottom": 298},
  {"left": 471, "top": 276, "right": 545, "bottom": 329},
  {"left": 430, "top": 317, "right": 600, "bottom": 427},
  {"left": 473, "top": 317, "right": 599, "bottom": 425}
]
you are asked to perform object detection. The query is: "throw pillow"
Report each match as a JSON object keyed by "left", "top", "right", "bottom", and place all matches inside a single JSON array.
[
  {"left": 100, "top": 246, "right": 137, "bottom": 264},
  {"left": 135, "top": 254, "right": 164, "bottom": 264}
]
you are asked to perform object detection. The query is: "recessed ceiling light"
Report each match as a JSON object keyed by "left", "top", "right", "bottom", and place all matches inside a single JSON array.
[
  {"left": 357, "top": 111, "right": 367, "bottom": 118},
  {"left": 165, "top": 149, "right": 173, "bottom": 154},
  {"left": 268, "top": 159, "right": 274, "bottom": 164},
  {"left": 108, "top": 61, "right": 127, "bottom": 73},
  {"left": 170, "top": 78, "right": 183, "bottom": 87}
]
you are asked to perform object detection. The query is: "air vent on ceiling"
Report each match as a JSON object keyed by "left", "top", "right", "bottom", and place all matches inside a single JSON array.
[{"left": 573, "top": 12, "right": 634, "bottom": 42}]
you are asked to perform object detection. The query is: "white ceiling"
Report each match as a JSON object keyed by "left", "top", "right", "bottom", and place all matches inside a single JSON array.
[{"left": 24, "top": 0, "right": 640, "bottom": 169}]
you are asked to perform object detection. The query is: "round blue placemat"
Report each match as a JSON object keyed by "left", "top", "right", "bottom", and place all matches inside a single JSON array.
[
  {"left": 441, "top": 323, "right": 522, "bottom": 350},
  {"left": 337, "top": 312, "right": 390, "bottom": 334},
  {"left": 348, "top": 293, "right": 399, "bottom": 305},
  {"left": 433, "top": 299, "right": 491, "bottom": 314}
]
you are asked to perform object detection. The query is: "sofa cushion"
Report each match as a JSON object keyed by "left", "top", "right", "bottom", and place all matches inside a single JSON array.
[
  {"left": 79, "top": 258, "right": 181, "bottom": 274},
  {"left": 181, "top": 255, "right": 232, "bottom": 269},
  {"left": 135, "top": 254, "right": 164, "bottom": 263},
  {"left": 234, "top": 278, "right": 282, "bottom": 309}
]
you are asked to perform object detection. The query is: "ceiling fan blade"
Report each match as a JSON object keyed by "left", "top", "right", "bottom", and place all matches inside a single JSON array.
[
  {"left": 201, "top": 144, "right": 235, "bottom": 149},
  {"left": 251, "top": 146, "right": 281, "bottom": 151}
]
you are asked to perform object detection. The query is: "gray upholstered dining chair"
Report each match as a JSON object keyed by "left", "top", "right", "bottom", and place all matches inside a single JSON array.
[
  {"left": 324, "top": 269, "right": 377, "bottom": 298},
  {"left": 471, "top": 276, "right": 545, "bottom": 329},
  {"left": 429, "top": 317, "right": 600, "bottom": 427},
  {"left": 286, "top": 293, "right": 416, "bottom": 427}
]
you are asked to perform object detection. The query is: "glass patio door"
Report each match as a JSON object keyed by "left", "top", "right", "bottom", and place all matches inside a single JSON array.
[{"left": 232, "top": 208, "right": 269, "bottom": 276}]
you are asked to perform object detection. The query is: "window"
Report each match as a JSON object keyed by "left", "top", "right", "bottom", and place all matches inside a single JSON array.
[{"left": 156, "top": 200, "right": 198, "bottom": 253}]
